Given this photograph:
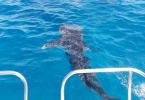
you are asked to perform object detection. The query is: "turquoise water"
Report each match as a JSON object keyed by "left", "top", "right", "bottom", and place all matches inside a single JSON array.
[{"left": 0, "top": 0, "right": 145, "bottom": 100}]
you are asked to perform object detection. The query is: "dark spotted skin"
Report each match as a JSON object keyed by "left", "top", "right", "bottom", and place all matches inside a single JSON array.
[{"left": 42, "top": 24, "right": 119, "bottom": 100}]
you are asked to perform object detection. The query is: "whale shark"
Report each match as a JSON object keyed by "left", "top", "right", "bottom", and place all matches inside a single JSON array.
[{"left": 42, "top": 24, "right": 119, "bottom": 100}]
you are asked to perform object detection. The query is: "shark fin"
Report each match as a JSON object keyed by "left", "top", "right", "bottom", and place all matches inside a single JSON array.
[
  {"left": 83, "top": 43, "right": 91, "bottom": 51},
  {"left": 41, "top": 40, "right": 61, "bottom": 49}
]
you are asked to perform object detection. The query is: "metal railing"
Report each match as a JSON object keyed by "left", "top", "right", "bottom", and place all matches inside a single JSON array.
[
  {"left": 0, "top": 71, "right": 28, "bottom": 100},
  {"left": 61, "top": 67, "right": 145, "bottom": 100}
]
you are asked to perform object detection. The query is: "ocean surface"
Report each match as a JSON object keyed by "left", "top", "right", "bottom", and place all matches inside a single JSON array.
[{"left": 0, "top": 0, "right": 145, "bottom": 100}]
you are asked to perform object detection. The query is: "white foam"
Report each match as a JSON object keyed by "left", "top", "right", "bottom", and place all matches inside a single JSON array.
[
  {"left": 116, "top": 73, "right": 128, "bottom": 87},
  {"left": 133, "top": 83, "right": 145, "bottom": 99}
]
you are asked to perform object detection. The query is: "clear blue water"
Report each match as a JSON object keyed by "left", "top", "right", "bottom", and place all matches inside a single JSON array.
[{"left": 0, "top": 0, "right": 145, "bottom": 100}]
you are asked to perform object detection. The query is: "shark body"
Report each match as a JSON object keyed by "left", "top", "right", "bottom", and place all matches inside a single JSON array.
[{"left": 42, "top": 24, "right": 118, "bottom": 100}]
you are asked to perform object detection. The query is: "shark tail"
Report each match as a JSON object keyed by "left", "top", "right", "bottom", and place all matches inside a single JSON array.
[{"left": 80, "top": 73, "right": 120, "bottom": 100}]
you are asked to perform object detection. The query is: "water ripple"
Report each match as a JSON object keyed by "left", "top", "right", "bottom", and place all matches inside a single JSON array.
[{"left": 0, "top": 0, "right": 145, "bottom": 100}]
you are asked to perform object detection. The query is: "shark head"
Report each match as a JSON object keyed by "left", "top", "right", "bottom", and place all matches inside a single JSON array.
[{"left": 59, "top": 24, "right": 83, "bottom": 36}]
